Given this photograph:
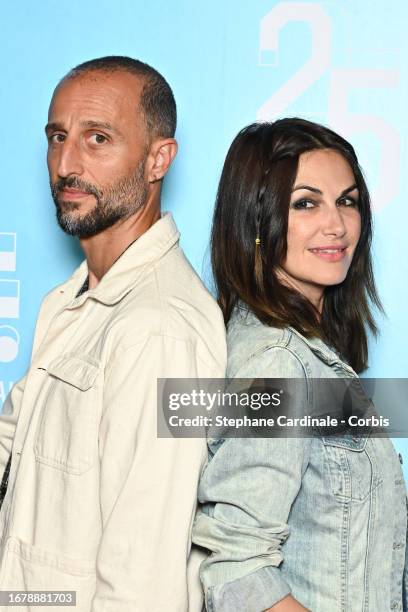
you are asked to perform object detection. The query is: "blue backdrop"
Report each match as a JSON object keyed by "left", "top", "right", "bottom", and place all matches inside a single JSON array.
[{"left": 1, "top": 0, "right": 407, "bottom": 462}]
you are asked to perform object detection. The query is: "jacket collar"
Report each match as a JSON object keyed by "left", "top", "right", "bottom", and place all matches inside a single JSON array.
[
  {"left": 287, "top": 326, "right": 346, "bottom": 367},
  {"left": 61, "top": 212, "right": 179, "bottom": 308},
  {"left": 233, "top": 304, "right": 355, "bottom": 373}
]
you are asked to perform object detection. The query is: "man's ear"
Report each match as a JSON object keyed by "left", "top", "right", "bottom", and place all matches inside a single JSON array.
[{"left": 146, "top": 138, "right": 178, "bottom": 183}]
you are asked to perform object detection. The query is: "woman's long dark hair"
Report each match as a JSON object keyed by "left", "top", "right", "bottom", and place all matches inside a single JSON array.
[{"left": 211, "top": 118, "right": 382, "bottom": 372}]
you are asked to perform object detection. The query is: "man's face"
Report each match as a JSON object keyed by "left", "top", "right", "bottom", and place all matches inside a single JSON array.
[{"left": 46, "top": 70, "right": 149, "bottom": 237}]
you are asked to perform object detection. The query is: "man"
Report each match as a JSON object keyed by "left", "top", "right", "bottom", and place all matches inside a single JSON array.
[{"left": 0, "top": 56, "right": 226, "bottom": 611}]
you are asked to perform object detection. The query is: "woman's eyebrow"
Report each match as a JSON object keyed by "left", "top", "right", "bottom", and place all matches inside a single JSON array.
[
  {"left": 340, "top": 184, "right": 358, "bottom": 196},
  {"left": 291, "top": 184, "right": 359, "bottom": 196},
  {"left": 292, "top": 185, "right": 323, "bottom": 194}
]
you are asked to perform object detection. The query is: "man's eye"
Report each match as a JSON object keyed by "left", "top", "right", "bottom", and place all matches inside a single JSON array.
[
  {"left": 49, "top": 133, "right": 65, "bottom": 144},
  {"left": 291, "top": 199, "right": 315, "bottom": 210},
  {"left": 90, "top": 133, "right": 107, "bottom": 144}
]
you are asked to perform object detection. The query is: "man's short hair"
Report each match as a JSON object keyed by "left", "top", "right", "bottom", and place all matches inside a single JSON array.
[{"left": 63, "top": 56, "right": 177, "bottom": 139}]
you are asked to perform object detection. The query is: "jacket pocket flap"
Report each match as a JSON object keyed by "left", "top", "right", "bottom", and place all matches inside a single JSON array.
[
  {"left": 47, "top": 355, "right": 100, "bottom": 391},
  {"left": 321, "top": 433, "right": 369, "bottom": 452}
]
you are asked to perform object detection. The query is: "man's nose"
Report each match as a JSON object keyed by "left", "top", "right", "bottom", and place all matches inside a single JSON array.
[
  {"left": 56, "top": 138, "right": 84, "bottom": 178},
  {"left": 321, "top": 205, "right": 347, "bottom": 237}
]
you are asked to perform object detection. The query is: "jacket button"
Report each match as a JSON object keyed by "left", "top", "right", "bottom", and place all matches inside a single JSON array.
[{"left": 399, "top": 453, "right": 404, "bottom": 464}]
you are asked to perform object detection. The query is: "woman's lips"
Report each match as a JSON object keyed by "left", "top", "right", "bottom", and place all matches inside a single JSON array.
[{"left": 308, "top": 247, "right": 347, "bottom": 262}]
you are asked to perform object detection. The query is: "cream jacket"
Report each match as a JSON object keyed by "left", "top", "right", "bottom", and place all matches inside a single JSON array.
[{"left": 0, "top": 213, "right": 226, "bottom": 611}]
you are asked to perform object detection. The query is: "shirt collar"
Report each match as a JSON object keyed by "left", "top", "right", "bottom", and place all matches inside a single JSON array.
[{"left": 61, "top": 212, "right": 179, "bottom": 308}]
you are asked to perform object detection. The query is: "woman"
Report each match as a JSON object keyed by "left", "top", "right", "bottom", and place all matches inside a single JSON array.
[{"left": 192, "top": 119, "right": 407, "bottom": 611}]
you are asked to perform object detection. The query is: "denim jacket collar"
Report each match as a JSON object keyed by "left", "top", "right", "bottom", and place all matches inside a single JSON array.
[
  {"left": 232, "top": 304, "right": 354, "bottom": 373},
  {"left": 287, "top": 327, "right": 345, "bottom": 368}
]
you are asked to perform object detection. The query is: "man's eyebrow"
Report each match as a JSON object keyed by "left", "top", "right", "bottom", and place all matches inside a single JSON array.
[
  {"left": 44, "top": 121, "right": 64, "bottom": 134},
  {"left": 44, "top": 120, "right": 121, "bottom": 135},
  {"left": 80, "top": 120, "right": 121, "bottom": 134},
  {"left": 292, "top": 185, "right": 323, "bottom": 195}
]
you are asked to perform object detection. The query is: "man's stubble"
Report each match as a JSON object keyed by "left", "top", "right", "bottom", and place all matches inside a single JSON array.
[{"left": 51, "top": 159, "right": 148, "bottom": 238}]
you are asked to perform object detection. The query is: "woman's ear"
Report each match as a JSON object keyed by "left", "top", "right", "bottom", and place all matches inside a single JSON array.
[{"left": 146, "top": 138, "right": 178, "bottom": 183}]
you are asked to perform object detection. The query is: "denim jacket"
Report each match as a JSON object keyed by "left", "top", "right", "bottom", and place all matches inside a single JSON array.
[{"left": 192, "top": 307, "right": 407, "bottom": 612}]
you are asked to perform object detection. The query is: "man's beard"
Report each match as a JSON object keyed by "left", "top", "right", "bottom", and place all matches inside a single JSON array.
[{"left": 50, "top": 160, "right": 148, "bottom": 238}]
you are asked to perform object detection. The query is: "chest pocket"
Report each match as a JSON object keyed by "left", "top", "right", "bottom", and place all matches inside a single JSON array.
[
  {"left": 322, "top": 434, "right": 382, "bottom": 502},
  {"left": 34, "top": 355, "right": 100, "bottom": 475}
]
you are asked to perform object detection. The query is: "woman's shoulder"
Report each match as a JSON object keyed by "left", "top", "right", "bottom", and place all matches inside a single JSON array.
[
  {"left": 227, "top": 306, "right": 353, "bottom": 379},
  {"left": 226, "top": 307, "right": 308, "bottom": 378},
  {"left": 227, "top": 306, "right": 289, "bottom": 350}
]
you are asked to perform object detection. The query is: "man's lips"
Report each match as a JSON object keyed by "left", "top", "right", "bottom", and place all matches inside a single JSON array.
[
  {"left": 60, "top": 188, "right": 92, "bottom": 200},
  {"left": 308, "top": 246, "right": 348, "bottom": 262}
]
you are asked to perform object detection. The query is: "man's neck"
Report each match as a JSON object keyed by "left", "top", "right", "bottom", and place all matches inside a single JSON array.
[{"left": 80, "top": 201, "right": 161, "bottom": 290}]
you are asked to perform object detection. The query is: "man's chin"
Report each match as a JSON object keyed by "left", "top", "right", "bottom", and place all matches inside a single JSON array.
[
  {"left": 56, "top": 208, "right": 126, "bottom": 238},
  {"left": 56, "top": 199, "right": 82, "bottom": 213},
  {"left": 56, "top": 211, "right": 93, "bottom": 237}
]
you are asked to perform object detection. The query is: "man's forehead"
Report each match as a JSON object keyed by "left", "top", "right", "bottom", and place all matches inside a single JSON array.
[{"left": 49, "top": 70, "right": 144, "bottom": 119}]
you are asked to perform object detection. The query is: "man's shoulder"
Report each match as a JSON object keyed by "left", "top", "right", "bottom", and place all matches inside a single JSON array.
[
  {"left": 156, "top": 245, "right": 220, "bottom": 314},
  {"left": 110, "top": 245, "right": 227, "bottom": 370},
  {"left": 124, "top": 245, "right": 222, "bottom": 331}
]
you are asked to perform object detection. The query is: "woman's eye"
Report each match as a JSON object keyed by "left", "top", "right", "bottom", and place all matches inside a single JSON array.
[
  {"left": 338, "top": 196, "right": 358, "bottom": 207},
  {"left": 90, "top": 133, "right": 107, "bottom": 144},
  {"left": 292, "top": 199, "right": 315, "bottom": 210}
]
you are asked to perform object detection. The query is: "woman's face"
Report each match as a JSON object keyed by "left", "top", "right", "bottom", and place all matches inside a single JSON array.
[{"left": 279, "top": 148, "right": 361, "bottom": 311}]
